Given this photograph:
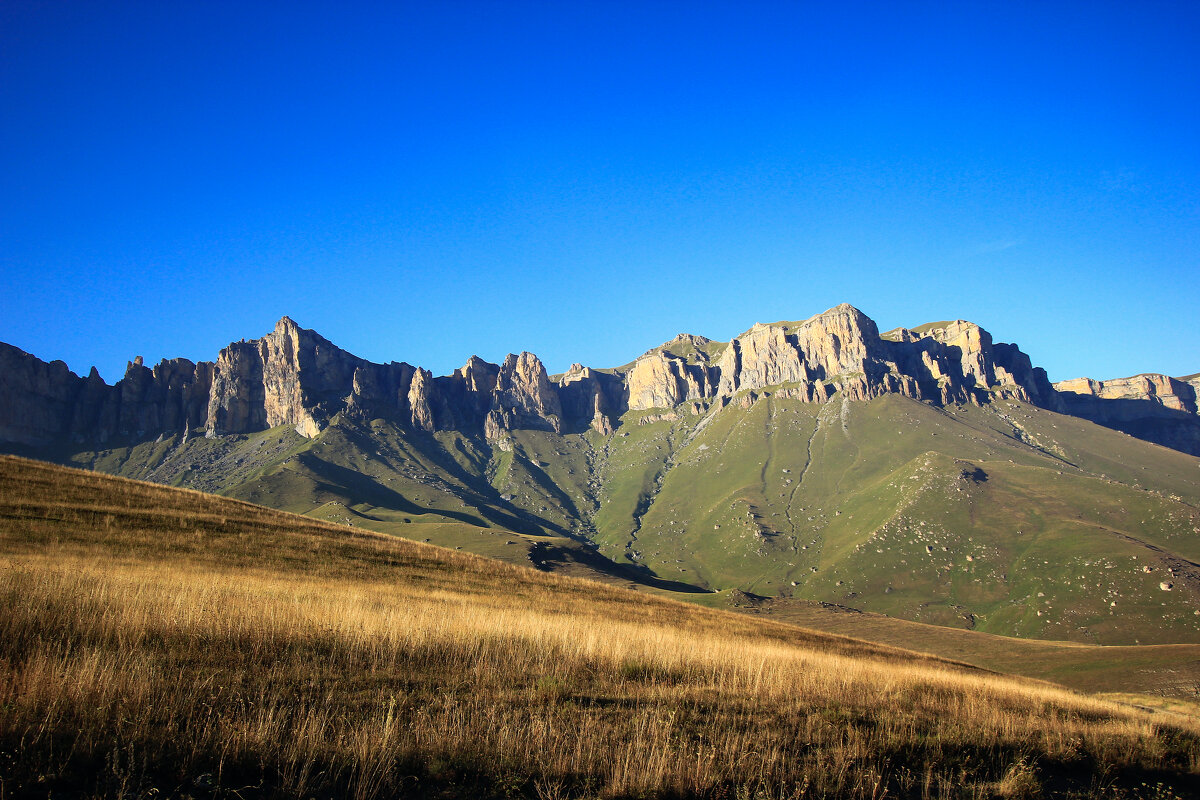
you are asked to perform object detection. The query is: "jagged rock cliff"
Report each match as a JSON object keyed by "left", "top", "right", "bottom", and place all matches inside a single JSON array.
[
  {"left": 646, "top": 304, "right": 1056, "bottom": 411},
  {"left": 0, "top": 345, "right": 95, "bottom": 446},
  {"left": 1054, "top": 373, "right": 1200, "bottom": 455},
  {"left": 717, "top": 305, "right": 922, "bottom": 403},
  {"left": 205, "top": 316, "right": 377, "bottom": 438},
  {"left": 1055, "top": 374, "right": 1199, "bottom": 414},
  {"left": 627, "top": 350, "right": 715, "bottom": 411},
  {"left": 557, "top": 364, "right": 621, "bottom": 435},
  {"left": 485, "top": 352, "right": 564, "bottom": 439},
  {"left": 0, "top": 345, "right": 213, "bottom": 446},
  {"left": 2, "top": 305, "right": 1194, "bottom": 455}
]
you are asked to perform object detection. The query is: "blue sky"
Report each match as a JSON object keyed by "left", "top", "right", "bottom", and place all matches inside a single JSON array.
[{"left": 1, "top": 1, "right": 1197, "bottom": 383}]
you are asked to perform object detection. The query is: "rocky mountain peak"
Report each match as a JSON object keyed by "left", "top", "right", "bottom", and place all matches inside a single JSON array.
[
  {"left": 626, "top": 347, "right": 715, "bottom": 411},
  {"left": 667, "top": 332, "right": 712, "bottom": 349},
  {"left": 274, "top": 315, "right": 299, "bottom": 334},
  {"left": 3, "top": 307, "right": 1196, "bottom": 456},
  {"left": 456, "top": 356, "right": 500, "bottom": 392},
  {"left": 205, "top": 316, "right": 362, "bottom": 438},
  {"left": 485, "top": 352, "right": 563, "bottom": 439},
  {"left": 816, "top": 302, "right": 873, "bottom": 325}
]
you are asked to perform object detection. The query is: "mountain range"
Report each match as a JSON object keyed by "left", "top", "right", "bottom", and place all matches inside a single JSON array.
[{"left": 3, "top": 303, "right": 1199, "bottom": 646}]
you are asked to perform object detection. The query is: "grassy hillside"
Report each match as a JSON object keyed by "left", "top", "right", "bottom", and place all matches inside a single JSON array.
[
  {"left": 50, "top": 418, "right": 599, "bottom": 570},
  {"left": 719, "top": 595, "right": 1200, "bottom": 701},
  {"left": 3, "top": 454, "right": 1200, "bottom": 799},
  {"left": 606, "top": 394, "right": 1200, "bottom": 644},
  {"left": 31, "top": 391, "right": 1200, "bottom": 646}
]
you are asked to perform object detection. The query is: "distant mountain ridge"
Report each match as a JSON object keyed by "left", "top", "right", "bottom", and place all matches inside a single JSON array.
[
  {"left": 1, "top": 303, "right": 1197, "bottom": 455},
  {"left": 1053, "top": 372, "right": 1200, "bottom": 456},
  {"left": 4, "top": 303, "right": 1200, "bottom": 646}
]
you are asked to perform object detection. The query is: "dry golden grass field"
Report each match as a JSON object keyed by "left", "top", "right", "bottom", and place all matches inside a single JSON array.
[{"left": 2, "top": 454, "right": 1199, "bottom": 799}]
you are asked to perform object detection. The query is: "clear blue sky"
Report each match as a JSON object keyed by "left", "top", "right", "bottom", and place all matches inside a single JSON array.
[{"left": 2, "top": 1, "right": 1197, "bottom": 384}]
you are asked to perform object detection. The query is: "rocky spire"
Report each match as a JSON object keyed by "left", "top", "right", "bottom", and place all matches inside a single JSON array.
[{"left": 484, "top": 352, "right": 563, "bottom": 439}]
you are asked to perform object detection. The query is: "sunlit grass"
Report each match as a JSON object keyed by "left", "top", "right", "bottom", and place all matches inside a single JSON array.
[{"left": 2, "top": 455, "right": 1198, "bottom": 798}]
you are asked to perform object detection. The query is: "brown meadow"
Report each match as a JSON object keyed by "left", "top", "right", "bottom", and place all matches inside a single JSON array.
[{"left": 1, "top": 455, "right": 1198, "bottom": 799}]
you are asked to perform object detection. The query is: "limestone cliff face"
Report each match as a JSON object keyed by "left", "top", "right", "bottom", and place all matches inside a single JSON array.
[
  {"left": 879, "top": 319, "right": 1057, "bottom": 408},
  {"left": 485, "top": 352, "right": 563, "bottom": 439},
  {"left": 632, "top": 304, "right": 1051, "bottom": 413},
  {"left": 1053, "top": 373, "right": 1200, "bottom": 455},
  {"left": 0, "top": 320, "right": 578, "bottom": 446},
  {"left": 921, "top": 320, "right": 995, "bottom": 392},
  {"left": 118, "top": 357, "right": 212, "bottom": 438},
  {"left": 908, "top": 321, "right": 1057, "bottom": 407},
  {"left": 789, "top": 303, "right": 881, "bottom": 380},
  {"left": 206, "top": 317, "right": 363, "bottom": 438},
  {"left": 0, "top": 344, "right": 90, "bottom": 446},
  {"left": 0, "top": 307, "right": 1070, "bottom": 448},
  {"left": 435, "top": 356, "right": 499, "bottom": 430},
  {"left": 556, "top": 364, "right": 620, "bottom": 435},
  {"left": 205, "top": 342, "right": 267, "bottom": 435},
  {"left": 624, "top": 333, "right": 719, "bottom": 411},
  {"left": 990, "top": 342, "right": 1058, "bottom": 407},
  {"left": 0, "top": 343, "right": 213, "bottom": 446},
  {"left": 627, "top": 351, "right": 714, "bottom": 410},
  {"left": 1, "top": 309, "right": 1194, "bottom": 455},
  {"left": 344, "top": 360, "right": 434, "bottom": 431},
  {"left": 1054, "top": 374, "right": 1199, "bottom": 415},
  {"left": 406, "top": 368, "right": 437, "bottom": 432},
  {"left": 712, "top": 304, "right": 933, "bottom": 405},
  {"left": 715, "top": 323, "right": 807, "bottom": 396}
]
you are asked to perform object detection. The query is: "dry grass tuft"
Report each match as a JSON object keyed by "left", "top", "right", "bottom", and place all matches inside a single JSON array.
[{"left": 2, "top": 454, "right": 1199, "bottom": 799}]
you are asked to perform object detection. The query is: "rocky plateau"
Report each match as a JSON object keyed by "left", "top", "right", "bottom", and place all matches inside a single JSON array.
[{"left": 2, "top": 304, "right": 1198, "bottom": 456}]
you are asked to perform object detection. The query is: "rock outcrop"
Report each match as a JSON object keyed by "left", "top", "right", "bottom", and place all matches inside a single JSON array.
[
  {"left": 485, "top": 352, "right": 563, "bottom": 438},
  {"left": 556, "top": 364, "right": 620, "bottom": 435},
  {"left": 1055, "top": 374, "right": 1199, "bottom": 415},
  {"left": 0, "top": 344, "right": 94, "bottom": 446},
  {"left": 685, "top": 305, "right": 1054, "bottom": 412},
  {"left": 0, "top": 320, "right": 601, "bottom": 446},
  {"left": 880, "top": 318, "right": 1057, "bottom": 407},
  {"left": 0, "top": 343, "right": 213, "bottom": 446},
  {"left": 1, "top": 307, "right": 1194, "bottom": 456},
  {"left": 1054, "top": 373, "right": 1200, "bottom": 455},
  {"left": 206, "top": 317, "right": 364, "bottom": 438},
  {"left": 119, "top": 356, "right": 212, "bottom": 438},
  {"left": 627, "top": 351, "right": 714, "bottom": 410},
  {"left": 623, "top": 333, "right": 720, "bottom": 411},
  {"left": 406, "top": 368, "right": 437, "bottom": 432}
]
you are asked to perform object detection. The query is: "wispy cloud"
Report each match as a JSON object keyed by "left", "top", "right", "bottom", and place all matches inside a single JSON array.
[{"left": 965, "top": 239, "right": 1024, "bottom": 257}]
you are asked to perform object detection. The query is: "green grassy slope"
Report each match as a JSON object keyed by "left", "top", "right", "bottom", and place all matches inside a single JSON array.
[
  {"left": 600, "top": 394, "right": 1200, "bottom": 645},
  {"left": 36, "top": 391, "right": 1200, "bottom": 646},
  {"left": 49, "top": 416, "right": 694, "bottom": 589}
]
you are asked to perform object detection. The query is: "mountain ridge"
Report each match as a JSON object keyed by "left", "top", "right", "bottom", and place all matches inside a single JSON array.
[
  {"left": 5, "top": 303, "right": 1196, "bottom": 455},
  {"left": 4, "top": 303, "right": 1200, "bottom": 645}
]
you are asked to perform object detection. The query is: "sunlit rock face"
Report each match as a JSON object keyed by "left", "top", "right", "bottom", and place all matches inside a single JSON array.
[
  {"left": 1054, "top": 373, "right": 1200, "bottom": 455},
  {"left": 1, "top": 306, "right": 1194, "bottom": 456}
]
